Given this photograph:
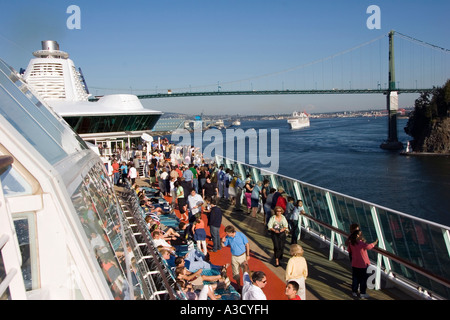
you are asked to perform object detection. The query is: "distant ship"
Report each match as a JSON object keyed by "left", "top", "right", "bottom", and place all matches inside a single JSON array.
[
  {"left": 231, "top": 119, "right": 241, "bottom": 126},
  {"left": 287, "top": 111, "right": 310, "bottom": 129}
]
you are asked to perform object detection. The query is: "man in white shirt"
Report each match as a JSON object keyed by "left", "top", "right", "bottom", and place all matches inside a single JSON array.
[
  {"left": 127, "top": 164, "right": 137, "bottom": 185},
  {"left": 152, "top": 230, "right": 175, "bottom": 254},
  {"left": 187, "top": 189, "right": 203, "bottom": 220},
  {"left": 241, "top": 261, "right": 267, "bottom": 300}
]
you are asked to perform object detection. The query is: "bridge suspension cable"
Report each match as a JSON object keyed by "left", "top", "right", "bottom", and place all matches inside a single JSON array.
[
  {"left": 90, "top": 31, "right": 448, "bottom": 95},
  {"left": 394, "top": 31, "right": 450, "bottom": 53},
  {"left": 201, "top": 33, "right": 388, "bottom": 89}
]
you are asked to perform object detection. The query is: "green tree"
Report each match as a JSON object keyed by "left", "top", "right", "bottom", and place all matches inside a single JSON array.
[{"left": 404, "top": 79, "right": 450, "bottom": 151}]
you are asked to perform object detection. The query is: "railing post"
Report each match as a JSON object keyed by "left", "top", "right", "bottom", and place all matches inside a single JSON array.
[
  {"left": 325, "top": 191, "right": 341, "bottom": 261},
  {"left": 443, "top": 229, "right": 450, "bottom": 261},
  {"left": 370, "top": 206, "right": 391, "bottom": 290},
  {"left": 215, "top": 155, "right": 222, "bottom": 167},
  {"left": 375, "top": 253, "right": 383, "bottom": 290},
  {"left": 269, "top": 174, "right": 278, "bottom": 191},
  {"left": 251, "top": 167, "right": 260, "bottom": 183},
  {"left": 293, "top": 182, "right": 308, "bottom": 238}
]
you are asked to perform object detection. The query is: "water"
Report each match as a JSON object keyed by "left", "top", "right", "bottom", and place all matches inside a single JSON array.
[{"left": 222, "top": 117, "right": 450, "bottom": 227}]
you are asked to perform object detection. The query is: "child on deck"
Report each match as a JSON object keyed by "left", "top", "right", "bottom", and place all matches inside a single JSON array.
[
  {"left": 285, "top": 281, "right": 301, "bottom": 300},
  {"left": 192, "top": 213, "right": 207, "bottom": 255}
]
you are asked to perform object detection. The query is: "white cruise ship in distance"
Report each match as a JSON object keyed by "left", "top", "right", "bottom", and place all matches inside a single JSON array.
[
  {"left": 287, "top": 111, "right": 310, "bottom": 129},
  {"left": 231, "top": 119, "right": 241, "bottom": 126}
]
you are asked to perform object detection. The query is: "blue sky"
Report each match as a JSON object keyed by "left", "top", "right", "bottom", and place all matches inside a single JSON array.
[{"left": 1, "top": 0, "right": 449, "bottom": 115}]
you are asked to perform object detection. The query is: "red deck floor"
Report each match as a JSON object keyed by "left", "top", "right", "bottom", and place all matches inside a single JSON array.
[{"left": 167, "top": 196, "right": 288, "bottom": 300}]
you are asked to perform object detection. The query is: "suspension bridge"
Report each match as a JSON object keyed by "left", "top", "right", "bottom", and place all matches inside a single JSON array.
[
  {"left": 92, "top": 30, "right": 450, "bottom": 150},
  {"left": 134, "top": 87, "right": 430, "bottom": 99}
]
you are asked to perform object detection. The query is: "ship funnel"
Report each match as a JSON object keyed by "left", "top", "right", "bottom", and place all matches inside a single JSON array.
[
  {"left": 33, "top": 40, "right": 69, "bottom": 59},
  {"left": 41, "top": 40, "right": 60, "bottom": 51}
]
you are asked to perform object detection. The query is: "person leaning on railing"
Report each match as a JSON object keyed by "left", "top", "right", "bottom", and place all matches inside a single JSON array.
[{"left": 347, "top": 230, "right": 378, "bottom": 299}]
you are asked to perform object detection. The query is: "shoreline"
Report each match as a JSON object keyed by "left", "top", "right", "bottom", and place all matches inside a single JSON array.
[{"left": 400, "top": 151, "right": 450, "bottom": 157}]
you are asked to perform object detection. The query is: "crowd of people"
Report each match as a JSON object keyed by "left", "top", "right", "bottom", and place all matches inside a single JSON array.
[{"left": 111, "top": 137, "right": 377, "bottom": 300}]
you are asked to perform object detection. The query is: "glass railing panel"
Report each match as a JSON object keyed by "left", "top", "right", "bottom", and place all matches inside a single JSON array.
[
  {"left": 366, "top": 205, "right": 450, "bottom": 298},
  {"left": 306, "top": 187, "right": 332, "bottom": 226},
  {"left": 250, "top": 168, "right": 263, "bottom": 184},
  {"left": 278, "top": 177, "right": 296, "bottom": 200},
  {"left": 330, "top": 194, "right": 349, "bottom": 230},
  {"left": 299, "top": 184, "right": 330, "bottom": 236}
]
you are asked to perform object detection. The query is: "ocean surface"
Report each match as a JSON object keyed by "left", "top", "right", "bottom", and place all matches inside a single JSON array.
[{"left": 207, "top": 117, "right": 450, "bottom": 227}]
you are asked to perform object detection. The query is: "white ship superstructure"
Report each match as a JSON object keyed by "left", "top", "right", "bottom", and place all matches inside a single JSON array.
[
  {"left": 23, "top": 40, "right": 89, "bottom": 102},
  {"left": 22, "top": 41, "right": 162, "bottom": 145},
  {"left": 0, "top": 54, "right": 180, "bottom": 300},
  {"left": 287, "top": 111, "right": 310, "bottom": 130}
]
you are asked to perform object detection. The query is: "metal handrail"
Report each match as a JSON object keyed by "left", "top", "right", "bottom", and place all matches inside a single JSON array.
[
  {"left": 121, "top": 187, "right": 181, "bottom": 300},
  {"left": 301, "top": 212, "right": 450, "bottom": 290}
]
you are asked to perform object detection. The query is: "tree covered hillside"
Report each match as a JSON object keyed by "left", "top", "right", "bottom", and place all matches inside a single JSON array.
[{"left": 404, "top": 79, "right": 450, "bottom": 153}]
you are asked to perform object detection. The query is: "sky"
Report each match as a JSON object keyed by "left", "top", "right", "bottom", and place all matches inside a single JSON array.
[{"left": 1, "top": 0, "right": 449, "bottom": 115}]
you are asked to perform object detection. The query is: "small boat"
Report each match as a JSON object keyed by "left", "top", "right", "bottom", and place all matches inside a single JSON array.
[
  {"left": 287, "top": 111, "right": 310, "bottom": 129},
  {"left": 231, "top": 119, "right": 241, "bottom": 126}
]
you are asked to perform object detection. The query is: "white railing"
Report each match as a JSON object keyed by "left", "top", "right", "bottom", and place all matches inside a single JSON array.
[{"left": 216, "top": 155, "right": 450, "bottom": 300}]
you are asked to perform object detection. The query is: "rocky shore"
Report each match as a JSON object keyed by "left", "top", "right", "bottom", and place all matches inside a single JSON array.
[{"left": 404, "top": 80, "right": 450, "bottom": 155}]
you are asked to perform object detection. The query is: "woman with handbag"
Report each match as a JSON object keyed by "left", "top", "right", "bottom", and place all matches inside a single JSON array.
[{"left": 267, "top": 206, "right": 289, "bottom": 267}]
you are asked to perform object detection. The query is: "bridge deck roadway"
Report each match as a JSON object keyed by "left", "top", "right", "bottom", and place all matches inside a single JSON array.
[{"left": 134, "top": 88, "right": 432, "bottom": 99}]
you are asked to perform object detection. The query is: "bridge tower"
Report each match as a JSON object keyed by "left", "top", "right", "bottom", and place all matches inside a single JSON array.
[{"left": 380, "top": 30, "right": 403, "bottom": 150}]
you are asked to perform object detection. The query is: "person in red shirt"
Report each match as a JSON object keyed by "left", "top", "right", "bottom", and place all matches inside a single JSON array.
[
  {"left": 347, "top": 230, "right": 378, "bottom": 299},
  {"left": 275, "top": 192, "right": 287, "bottom": 212},
  {"left": 285, "top": 281, "right": 301, "bottom": 300},
  {"left": 111, "top": 159, "right": 120, "bottom": 185},
  {"left": 192, "top": 214, "right": 207, "bottom": 256}
]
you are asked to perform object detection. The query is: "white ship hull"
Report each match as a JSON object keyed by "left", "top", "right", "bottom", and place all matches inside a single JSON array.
[
  {"left": 287, "top": 111, "right": 310, "bottom": 129},
  {"left": 0, "top": 41, "right": 173, "bottom": 300}
]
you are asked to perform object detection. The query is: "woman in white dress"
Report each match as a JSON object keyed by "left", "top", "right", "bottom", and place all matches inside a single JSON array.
[{"left": 285, "top": 244, "right": 308, "bottom": 300}]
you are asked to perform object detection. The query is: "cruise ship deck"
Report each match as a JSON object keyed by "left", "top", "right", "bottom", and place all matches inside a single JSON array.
[
  {"left": 127, "top": 178, "right": 413, "bottom": 301},
  {"left": 216, "top": 200, "right": 413, "bottom": 300}
]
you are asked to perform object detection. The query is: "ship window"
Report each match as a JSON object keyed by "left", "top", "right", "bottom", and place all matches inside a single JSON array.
[
  {"left": 64, "top": 115, "right": 159, "bottom": 134},
  {"left": 70, "top": 161, "right": 130, "bottom": 299},
  {"left": 0, "top": 83, "right": 67, "bottom": 164},
  {"left": 0, "top": 165, "right": 33, "bottom": 197},
  {"left": 13, "top": 213, "right": 38, "bottom": 291},
  {"left": 0, "top": 60, "right": 88, "bottom": 162}
]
